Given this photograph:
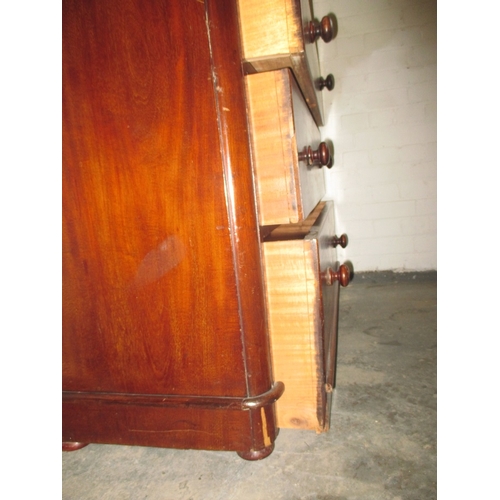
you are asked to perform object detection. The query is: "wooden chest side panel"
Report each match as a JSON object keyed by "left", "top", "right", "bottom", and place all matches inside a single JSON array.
[{"left": 62, "top": 0, "right": 261, "bottom": 398}]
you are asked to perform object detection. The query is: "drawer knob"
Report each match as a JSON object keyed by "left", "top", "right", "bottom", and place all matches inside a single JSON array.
[
  {"left": 304, "top": 15, "right": 337, "bottom": 44},
  {"left": 321, "top": 265, "right": 350, "bottom": 287},
  {"left": 331, "top": 234, "right": 348, "bottom": 248},
  {"left": 298, "top": 142, "right": 332, "bottom": 168},
  {"left": 318, "top": 74, "right": 335, "bottom": 91}
]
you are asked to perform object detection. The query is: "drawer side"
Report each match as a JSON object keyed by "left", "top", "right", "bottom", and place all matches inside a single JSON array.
[
  {"left": 246, "top": 70, "right": 302, "bottom": 224},
  {"left": 262, "top": 239, "right": 325, "bottom": 431}
]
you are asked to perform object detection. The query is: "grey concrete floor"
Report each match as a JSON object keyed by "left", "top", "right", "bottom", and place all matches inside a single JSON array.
[{"left": 62, "top": 272, "right": 437, "bottom": 500}]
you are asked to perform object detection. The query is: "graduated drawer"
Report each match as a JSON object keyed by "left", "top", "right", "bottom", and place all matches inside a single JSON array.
[
  {"left": 237, "top": 0, "right": 336, "bottom": 126},
  {"left": 262, "top": 201, "right": 350, "bottom": 432},
  {"left": 245, "top": 69, "right": 328, "bottom": 226}
]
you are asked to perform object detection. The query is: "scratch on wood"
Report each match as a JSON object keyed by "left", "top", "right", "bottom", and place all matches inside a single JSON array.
[{"left": 129, "top": 429, "right": 216, "bottom": 437}]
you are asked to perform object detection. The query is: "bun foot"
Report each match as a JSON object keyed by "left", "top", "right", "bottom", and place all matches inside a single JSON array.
[
  {"left": 237, "top": 443, "right": 275, "bottom": 461},
  {"left": 63, "top": 442, "right": 89, "bottom": 451}
]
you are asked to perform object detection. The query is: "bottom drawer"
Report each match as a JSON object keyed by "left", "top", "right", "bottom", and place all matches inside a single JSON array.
[{"left": 262, "top": 201, "right": 350, "bottom": 432}]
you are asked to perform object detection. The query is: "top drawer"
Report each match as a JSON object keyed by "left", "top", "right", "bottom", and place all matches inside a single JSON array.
[{"left": 237, "top": 0, "right": 337, "bottom": 127}]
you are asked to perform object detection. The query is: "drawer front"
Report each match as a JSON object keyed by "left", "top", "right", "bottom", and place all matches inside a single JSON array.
[
  {"left": 237, "top": 0, "right": 336, "bottom": 127},
  {"left": 262, "top": 202, "right": 348, "bottom": 431},
  {"left": 246, "top": 69, "right": 327, "bottom": 226}
]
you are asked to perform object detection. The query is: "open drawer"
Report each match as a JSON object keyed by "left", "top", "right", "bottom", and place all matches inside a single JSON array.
[
  {"left": 262, "top": 201, "right": 350, "bottom": 431},
  {"left": 237, "top": 0, "right": 337, "bottom": 126},
  {"left": 246, "top": 69, "right": 331, "bottom": 226}
]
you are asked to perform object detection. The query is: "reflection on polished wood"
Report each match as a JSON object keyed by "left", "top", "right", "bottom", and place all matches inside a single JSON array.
[
  {"left": 63, "top": 0, "right": 280, "bottom": 458},
  {"left": 62, "top": 442, "right": 88, "bottom": 452}
]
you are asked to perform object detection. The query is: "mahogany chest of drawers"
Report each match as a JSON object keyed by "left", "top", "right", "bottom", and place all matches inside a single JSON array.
[{"left": 62, "top": 0, "right": 350, "bottom": 460}]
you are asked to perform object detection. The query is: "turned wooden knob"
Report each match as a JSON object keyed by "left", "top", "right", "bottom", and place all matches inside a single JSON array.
[
  {"left": 304, "top": 15, "right": 337, "bottom": 44},
  {"left": 318, "top": 74, "right": 335, "bottom": 91},
  {"left": 321, "top": 265, "right": 350, "bottom": 287},
  {"left": 298, "top": 142, "right": 332, "bottom": 168},
  {"left": 331, "top": 234, "right": 348, "bottom": 248}
]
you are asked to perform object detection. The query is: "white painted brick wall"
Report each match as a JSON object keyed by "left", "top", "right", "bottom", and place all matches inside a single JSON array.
[{"left": 313, "top": 0, "right": 437, "bottom": 271}]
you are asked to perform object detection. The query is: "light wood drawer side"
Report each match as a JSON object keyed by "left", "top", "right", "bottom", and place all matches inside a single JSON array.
[
  {"left": 237, "top": 0, "right": 302, "bottom": 60},
  {"left": 245, "top": 69, "right": 325, "bottom": 225},
  {"left": 262, "top": 238, "right": 324, "bottom": 431},
  {"left": 237, "top": 0, "right": 325, "bottom": 126},
  {"left": 246, "top": 71, "right": 299, "bottom": 225}
]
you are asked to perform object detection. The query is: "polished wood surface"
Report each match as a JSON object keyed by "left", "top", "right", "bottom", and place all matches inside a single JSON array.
[
  {"left": 63, "top": 0, "right": 278, "bottom": 456},
  {"left": 331, "top": 233, "right": 349, "bottom": 248},
  {"left": 320, "top": 265, "right": 351, "bottom": 287},
  {"left": 245, "top": 69, "right": 325, "bottom": 225},
  {"left": 62, "top": 442, "right": 88, "bottom": 451},
  {"left": 63, "top": 0, "right": 244, "bottom": 397},
  {"left": 318, "top": 74, "right": 335, "bottom": 91},
  {"left": 303, "top": 15, "right": 337, "bottom": 43},
  {"left": 298, "top": 142, "right": 332, "bottom": 167},
  {"left": 262, "top": 202, "right": 342, "bottom": 431},
  {"left": 237, "top": 0, "right": 330, "bottom": 126}
]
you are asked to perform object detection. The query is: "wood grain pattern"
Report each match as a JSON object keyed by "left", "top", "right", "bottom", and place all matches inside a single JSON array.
[
  {"left": 264, "top": 200, "right": 326, "bottom": 240},
  {"left": 263, "top": 238, "right": 325, "bottom": 430},
  {"left": 237, "top": 0, "right": 325, "bottom": 125},
  {"left": 245, "top": 70, "right": 299, "bottom": 225},
  {"left": 262, "top": 202, "right": 340, "bottom": 431},
  {"left": 63, "top": 0, "right": 244, "bottom": 397},
  {"left": 245, "top": 69, "right": 325, "bottom": 225},
  {"left": 237, "top": 0, "right": 302, "bottom": 58},
  {"left": 63, "top": 0, "right": 279, "bottom": 455}
]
